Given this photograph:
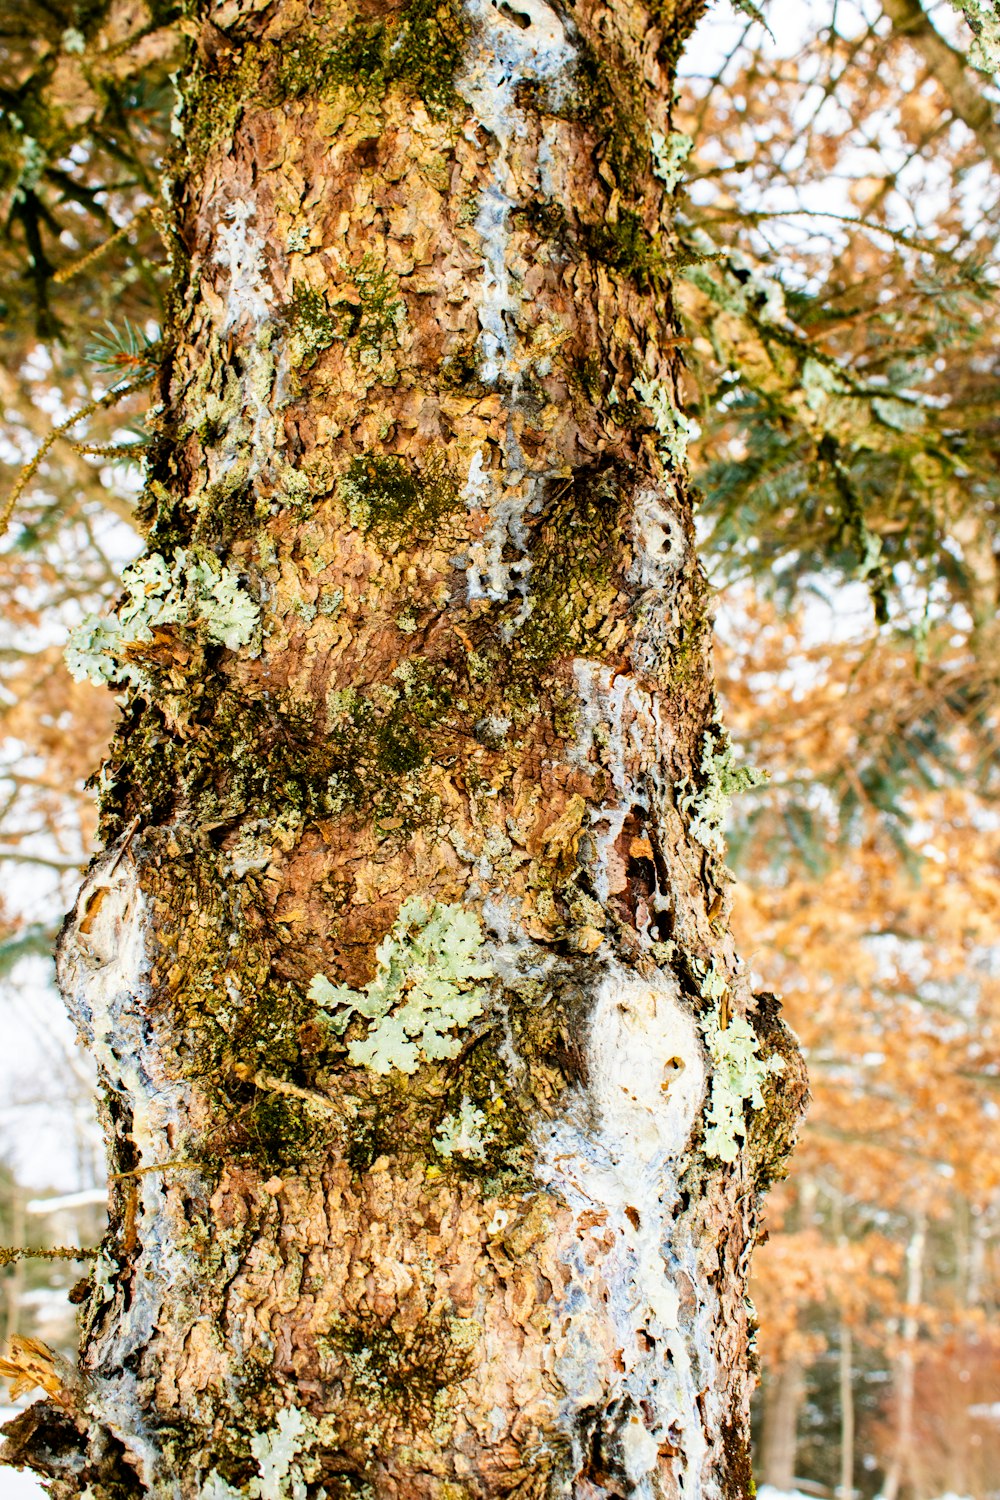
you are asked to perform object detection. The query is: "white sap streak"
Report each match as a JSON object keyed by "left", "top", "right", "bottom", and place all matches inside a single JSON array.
[
  {"left": 455, "top": 1, "right": 577, "bottom": 605},
  {"left": 214, "top": 201, "right": 275, "bottom": 334},
  {"left": 462, "top": 448, "right": 533, "bottom": 607},
  {"left": 457, "top": 0, "right": 576, "bottom": 387},
  {"left": 58, "top": 850, "right": 200, "bottom": 1486},
  {"left": 534, "top": 965, "right": 711, "bottom": 1494},
  {"left": 570, "top": 661, "right": 672, "bottom": 905},
  {"left": 211, "top": 199, "right": 288, "bottom": 492}
]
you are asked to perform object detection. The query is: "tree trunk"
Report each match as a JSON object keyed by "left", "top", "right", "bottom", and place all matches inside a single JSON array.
[
  {"left": 3, "top": 1, "right": 806, "bottom": 1495},
  {"left": 880, "top": 1212, "right": 926, "bottom": 1500},
  {"left": 759, "top": 1358, "right": 805, "bottom": 1494},
  {"left": 837, "top": 1317, "right": 854, "bottom": 1500}
]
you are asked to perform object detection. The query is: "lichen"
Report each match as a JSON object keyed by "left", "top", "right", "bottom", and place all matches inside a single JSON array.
[
  {"left": 433, "top": 1098, "right": 493, "bottom": 1160},
  {"left": 700, "top": 1008, "right": 785, "bottom": 1164},
  {"left": 202, "top": 1405, "right": 313, "bottom": 1500},
  {"left": 677, "top": 728, "right": 768, "bottom": 857},
  {"left": 65, "top": 548, "right": 261, "bottom": 688},
  {"left": 308, "top": 898, "right": 490, "bottom": 1075},
  {"left": 632, "top": 374, "right": 691, "bottom": 471},
  {"left": 650, "top": 129, "right": 692, "bottom": 191},
  {"left": 947, "top": 0, "right": 1000, "bottom": 71}
]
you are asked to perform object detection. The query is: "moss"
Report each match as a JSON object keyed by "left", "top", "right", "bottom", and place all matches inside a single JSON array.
[
  {"left": 285, "top": 285, "right": 341, "bottom": 369},
  {"left": 196, "top": 479, "right": 269, "bottom": 546},
  {"left": 235, "top": 1090, "right": 336, "bottom": 1170},
  {"left": 720, "top": 1410, "right": 755, "bottom": 1500},
  {"left": 438, "top": 343, "right": 485, "bottom": 392},
  {"left": 352, "top": 255, "right": 405, "bottom": 364},
  {"left": 517, "top": 199, "right": 572, "bottom": 248},
  {"left": 509, "top": 468, "right": 623, "bottom": 667},
  {"left": 745, "top": 992, "right": 809, "bottom": 1192},
  {"left": 182, "top": 45, "right": 265, "bottom": 163},
  {"left": 340, "top": 451, "right": 460, "bottom": 541},
  {"left": 517, "top": 196, "right": 663, "bottom": 292},
  {"left": 570, "top": 351, "right": 605, "bottom": 407},
  {"left": 179, "top": 0, "right": 468, "bottom": 174},
  {"left": 322, "top": 1311, "right": 476, "bottom": 1418},
  {"left": 275, "top": 0, "right": 469, "bottom": 119},
  {"left": 583, "top": 209, "right": 663, "bottom": 290},
  {"left": 100, "top": 690, "right": 337, "bottom": 836},
  {"left": 99, "top": 661, "right": 457, "bottom": 845},
  {"left": 430, "top": 1030, "right": 533, "bottom": 1187}
]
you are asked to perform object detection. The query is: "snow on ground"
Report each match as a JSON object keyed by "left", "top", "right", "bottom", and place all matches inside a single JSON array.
[{"left": 0, "top": 1411, "right": 45, "bottom": 1499}]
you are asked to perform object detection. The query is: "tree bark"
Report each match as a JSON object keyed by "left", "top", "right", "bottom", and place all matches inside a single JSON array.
[{"left": 3, "top": 1, "right": 806, "bottom": 1495}]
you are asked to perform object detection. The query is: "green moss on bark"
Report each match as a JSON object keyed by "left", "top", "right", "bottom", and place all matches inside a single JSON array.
[
  {"left": 509, "top": 469, "right": 624, "bottom": 667},
  {"left": 340, "top": 452, "right": 461, "bottom": 541},
  {"left": 275, "top": 0, "right": 469, "bottom": 118},
  {"left": 321, "top": 1310, "right": 476, "bottom": 1418}
]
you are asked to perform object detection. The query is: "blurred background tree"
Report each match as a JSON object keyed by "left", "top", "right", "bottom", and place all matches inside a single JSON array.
[{"left": 0, "top": 0, "right": 998, "bottom": 1494}]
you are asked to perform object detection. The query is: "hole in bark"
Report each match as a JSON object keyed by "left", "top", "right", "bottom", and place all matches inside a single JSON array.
[
  {"left": 495, "top": 0, "right": 532, "bottom": 26},
  {"left": 352, "top": 136, "right": 380, "bottom": 169},
  {"left": 610, "top": 810, "right": 664, "bottom": 935},
  {"left": 652, "top": 909, "right": 673, "bottom": 941}
]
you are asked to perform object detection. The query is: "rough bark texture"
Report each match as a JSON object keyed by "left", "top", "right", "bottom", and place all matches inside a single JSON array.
[{"left": 3, "top": 0, "right": 807, "bottom": 1496}]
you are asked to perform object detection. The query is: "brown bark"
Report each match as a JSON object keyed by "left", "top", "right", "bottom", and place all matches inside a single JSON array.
[{"left": 2, "top": 1, "right": 806, "bottom": 1496}]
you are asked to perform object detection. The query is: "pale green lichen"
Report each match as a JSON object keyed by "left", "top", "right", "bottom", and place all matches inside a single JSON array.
[
  {"left": 434, "top": 1098, "right": 493, "bottom": 1161},
  {"left": 801, "top": 355, "right": 851, "bottom": 414},
  {"left": 650, "top": 129, "right": 693, "bottom": 191},
  {"left": 694, "top": 958, "right": 728, "bottom": 1004},
  {"left": 251, "top": 1407, "right": 311, "bottom": 1500},
  {"left": 677, "top": 729, "right": 768, "bottom": 857},
  {"left": 946, "top": 0, "right": 1000, "bottom": 71},
  {"left": 308, "top": 898, "right": 490, "bottom": 1075},
  {"left": 632, "top": 373, "right": 691, "bottom": 470},
  {"left": 691, "top": 959, "right": 785, "bottom": 1163},
  {"left": 202, "top": 1406, "right": 313, "bottom": 1500},
  {"left": 700, "top": 1009, "right": 785, "bottom": 1163},
  {"left": 65, "top": 549, "right": 260, "bottom": 687}
]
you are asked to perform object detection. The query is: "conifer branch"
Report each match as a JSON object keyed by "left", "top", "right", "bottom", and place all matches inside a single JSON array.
[
  {"left": 0, "top": 376, "right": 150, "bottom": 541},
  {"left": 0, "top": 1246, "right": 97, "bottom": 1267},
  {"left": 52, "top": 208, "right": 152, "bottom": 286}
]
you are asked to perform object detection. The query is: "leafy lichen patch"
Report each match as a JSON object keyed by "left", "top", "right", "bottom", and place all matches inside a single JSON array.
[
  {"left": 632, "top": 373, "right": 691, "bottom": 471},
  {"left": 700, "top": 1008, "right": 786, "bottom": 1164},
  {"left": 650, "top": 128, "right": 693, "bottom": 191},
  {"left": 203, "top": 1405, "right": 314, "bottom": 1500},
  {"left": 65, "top": 548, "right": 261, "bottom": 689},
  {"left": 677, "top": 728, "right": 769, "bottom": 858},
  {"left": 433, "top": 1097, "right": 493, "bottom": 1161},
  {"left": 309, "top": 898, "right": 490, "bottom": 1074}
]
